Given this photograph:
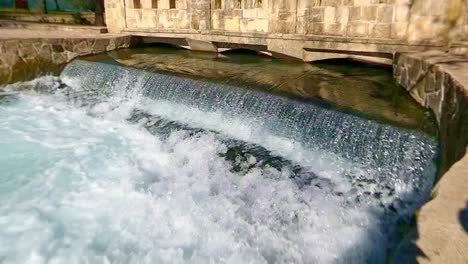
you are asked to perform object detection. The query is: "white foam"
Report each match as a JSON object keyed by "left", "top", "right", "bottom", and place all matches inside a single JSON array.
[{"left": 0, "top": 85, "right": 388, "bottom": 263}]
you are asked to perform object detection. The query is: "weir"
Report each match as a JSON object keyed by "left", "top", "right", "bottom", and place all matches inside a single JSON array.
[
  {"left": 0, "top": 0, "right": 465, "bottom": 261},
  {"left": 62, "top": 59, "right": 438, "bottom": 217},
  {"left": 0, "top": 56, "right": 441, "bottom": 263}
]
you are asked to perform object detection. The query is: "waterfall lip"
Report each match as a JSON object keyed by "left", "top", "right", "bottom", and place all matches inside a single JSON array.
[
  {"left": 75, "top": 58, "right": 441, "bottom": 138},
  {"left": 62, "top": 59, "right": 437, "bottom": 135},
  {"left": 59, "top": 60, "right": 439, "bottom": 155},
  {"left": 100, "top": 48, "right": 438, "bottom": 137}
]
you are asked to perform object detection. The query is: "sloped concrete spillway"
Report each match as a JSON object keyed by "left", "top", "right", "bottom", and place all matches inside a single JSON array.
[{"left": 0, "top": 59, "right": 438, "bottom": 263}]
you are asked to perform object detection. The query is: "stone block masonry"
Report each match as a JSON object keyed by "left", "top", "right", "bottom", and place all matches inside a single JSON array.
[
  {"left": 106, "top": 0, "right": 468, "bottom": 64},
  {"left": 394, "top": 51, "right": 468, "bottom": 174},
  {"left": 106, "top": 0, "right": 468, "bottom": 45},
  {"left": 393, "top": 50, "right": 467, "bottom": 262},
  {"left": 0, "top": 31, "right": 132, "bottom": 84}
]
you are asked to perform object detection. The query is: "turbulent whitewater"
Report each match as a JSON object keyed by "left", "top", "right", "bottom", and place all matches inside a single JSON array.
[{"left": 0, "top": 60, "right": 437, "bottom": 263}]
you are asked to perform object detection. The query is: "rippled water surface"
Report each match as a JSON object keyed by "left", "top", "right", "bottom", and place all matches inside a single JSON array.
[
  {"left": 0, "top": 50, "right": 439, "bottom": 263},
  {"left": 99, "top": 47, "right": 437, "bottom": 135}
]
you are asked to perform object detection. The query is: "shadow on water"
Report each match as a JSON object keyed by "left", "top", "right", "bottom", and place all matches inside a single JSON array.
[
  {"left": 390, "top": 212, "right": 429, "bottom": 263},
  {"left": 391, "top": 201, "right": 468, "bottom": 263},
  {"left": 460, "top": 203, "right": 468, "bottom": 233}
]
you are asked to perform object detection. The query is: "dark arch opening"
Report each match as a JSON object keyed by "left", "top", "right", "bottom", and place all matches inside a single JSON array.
[
  {"left": 219, "top": 48, "right": 274, "bottom": 64},
  {"left": 220, "top": 48, "right": 262, "bottom": 55},
  {"left": 311, "top": 58, "right": 392, "bottom": 73}
]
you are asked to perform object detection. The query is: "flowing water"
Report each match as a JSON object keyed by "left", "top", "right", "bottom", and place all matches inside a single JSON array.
[{"left": 0, "top": 50, "right": 438, "bottom": 263}]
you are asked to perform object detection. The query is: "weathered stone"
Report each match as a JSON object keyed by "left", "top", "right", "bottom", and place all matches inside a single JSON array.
[
  {"left": 4, "top": 40, "right": 19, "bottom": 56},
  {"left": 71, "top": 41, "right": 88, "bottom": 54},
  {"left": 107, "top": 38, "right": 116, "bottom": 51},
  {"left": 17, "top": 41, "right": 37, "bottom": 60},
  {"left": 376, "top": 5, "right": 393, "bottom": 23},
  {"left": 0, "top": 35, "right": 132, "bottom": 85},
  {"left": 52, "top": 52, "right": 67, "bottom": 64},
  {"left": 391, "top": 49, "right": 468, "bottom": 264},
  {"left": 394, "top": 51, "right": 468, "bottom": 174},
  {"left": 347, "top": 21, "right": 368, "bottom": 37},
  {"left": 306, "top": 22, "right": 324, "bottom": 35},
  {"left": 323, "top": 23, "right": 343, "bottom": 36},
  {"left": 65, "top": 51, "right": 78, "bottom": 61},
  {"left": 37, "top": 44, "right": 52, "bottom": 60},
  {"left": 104, "top": 0, "right": 468, "bottom": 51},
  {"left": 371, "top": 23, "right": 391, "bottom": 38},
  {"left": 52, "top": 44, "right": 64, "bottom": 53},
  {"left": 186, "top": 38, "right": 218, "bottom": 52},
  {"left": 62, "top": 39, "right": 74, "bottom": 52}
]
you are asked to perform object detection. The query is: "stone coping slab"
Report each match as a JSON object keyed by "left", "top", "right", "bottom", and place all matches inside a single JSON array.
[
  {"left": 0, "top": 19, "right": 108, "bottom": 33},
  {"left": 0, "top": 28, "right": 127, "bottom": 40},
  {"left": 125, "top": 29, "right": 446, "bottom": 47}
]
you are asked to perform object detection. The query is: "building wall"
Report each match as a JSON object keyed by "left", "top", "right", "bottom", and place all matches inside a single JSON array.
[
  {"left": 0, "top": 0, "right": 92, "bottom": 12},
  {"left": 407, "top": 0, "right": 468, "bottom": 44},
  {"left": 105, "top": 0, "right": 468, "bottom": 45},
  {"left": 211, "top": 0, "right": 269, "bottom": 33},
  {"left": 123, "top": 0, "right": 190, "bottom": 30}
]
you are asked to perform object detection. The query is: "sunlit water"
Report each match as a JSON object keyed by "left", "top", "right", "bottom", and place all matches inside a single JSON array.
[{"left": 0, "top": 59, "right": 438, "bottom": 263}]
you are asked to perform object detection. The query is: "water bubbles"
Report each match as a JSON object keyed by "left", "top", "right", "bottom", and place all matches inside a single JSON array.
[{"left": 0, "top": 62, "right": 440, "bottom": 263}]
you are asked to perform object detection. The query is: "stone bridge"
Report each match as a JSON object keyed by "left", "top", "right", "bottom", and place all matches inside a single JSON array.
[{"left": 105, "top": 0, "right": 468, "bottom": 64}]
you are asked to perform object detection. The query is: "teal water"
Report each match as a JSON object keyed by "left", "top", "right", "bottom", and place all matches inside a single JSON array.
[{"left": 0, "top": 59, "right": 438, "bottom": 263}]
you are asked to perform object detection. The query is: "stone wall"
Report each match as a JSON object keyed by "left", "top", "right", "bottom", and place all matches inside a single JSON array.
[
  {"left": 394, "top": 51, "right": 468, "bottom": 174},
  {"left": 125, "top": 0, "right": 191, "bottom": 30},
  {"left": 407, "top": 0, "right": 468, "bottom": 44},
  {"left": 393, "top": 50, "right": 468, "bottom": 263},
  {"left": 105, "top": 0, "right": 468, "bottom": 46},
  {"left": 0, "top": 35, "right": 132, "bottom": 84},
  {"left": 211, "top": 0, "right": 269, "bottom": 33},
  {"left": 105, "top": 0, "right": 127, "bottom": 33}
]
